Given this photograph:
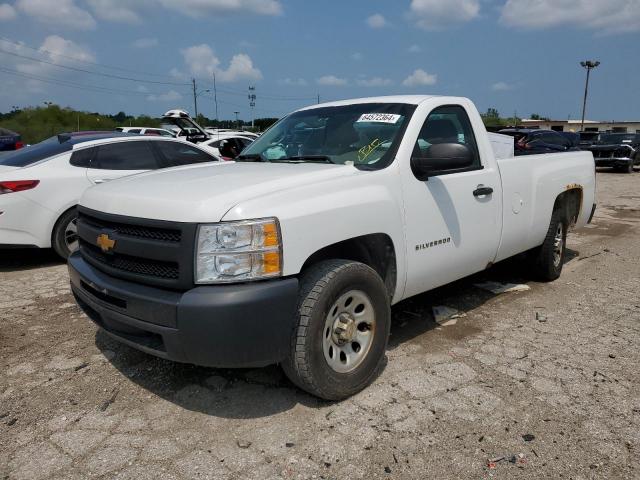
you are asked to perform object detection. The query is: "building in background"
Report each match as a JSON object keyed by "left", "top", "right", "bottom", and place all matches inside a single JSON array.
[{"left": 521, "top": 119, "right": 640, "bottom": 133}]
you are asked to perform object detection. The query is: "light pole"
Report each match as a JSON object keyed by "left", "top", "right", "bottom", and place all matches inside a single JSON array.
[
  {"left": 580, "top": 60, "right": 600, "bottom": 132},
  {"left": 233, "top": 111, "right": 240, "bottom": 129}
]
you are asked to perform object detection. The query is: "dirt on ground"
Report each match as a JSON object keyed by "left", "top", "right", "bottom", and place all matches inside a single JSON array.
[{"left": 1, "top": 170, "right": 639, "bottom": 480}]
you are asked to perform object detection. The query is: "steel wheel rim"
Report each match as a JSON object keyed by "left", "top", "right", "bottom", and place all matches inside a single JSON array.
[
  {"left": 322, "top": 290, "right": 376, "bottom": 374},
  {"left": 553, "top": 222, "right": 564, "bottom": 267},
  {"left": 64, "top": 217, "right": 79, "bottom": 253}
]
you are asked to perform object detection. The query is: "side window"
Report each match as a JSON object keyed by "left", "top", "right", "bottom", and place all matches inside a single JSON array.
[
  {"left": 69, "top": 147, "right": 96, "bottom": 167},
  {"left": 96, "top": 141, "right": 159, "bottom": 170},
  {"left": 154, "top": 141, "right": 216, "bottom": 167},
  {"left": 128, "top": 129, "right": 141, "bottom": 134},
  {"left": 413, "top": 105, "right": 481, "bottom": 171}
]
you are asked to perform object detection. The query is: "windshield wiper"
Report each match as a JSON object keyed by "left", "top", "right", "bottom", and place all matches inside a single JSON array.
[
  {"left": 235, "top": 154, "right": 264, "bottom": 162},
  {"left": 278, "top": 155, "right": 334, "bottom": 164}
]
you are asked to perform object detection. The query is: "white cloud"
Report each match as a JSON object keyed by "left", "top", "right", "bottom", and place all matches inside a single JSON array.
[
  {"left": 159, "top": 0, "right": 282, "bottom": 17},
  {"left": 408, "top": 44, "right": 421, "bottom": 53},
  {"left": 492, "top": 81, "right": 514, "bottom": 92},
  {"left": 279, "top": 78, "right": 307, "bottom": 86},
  {"left": 16, "top": 0, "right": 96, "bottom": 29},
  {"left": 317, "top": 75, "right": 348, "bottom": 86},
  {"left": 0, "top": 3, "right": 17, "bottom": 20},
  {"left": 351, "top": 52, "right": 364, "bottom": 61},
  {"left": 132, "top": 38, "right": 159, "bottom": 49},
  {"left": 409, "top": 0, "right": 479, "bottom": 29},
  {"left": 402, "top": 69, "right": 437, "bottom": 87},
  {"left": 86, "top": 0, "right": 140, "bottom": 23},
  {"left": 501, "top": 0, "right": 640, "bottom": 34},
  {"left": 14, "top": 35, "right": 95, "bottom": 76},
  {"left": 147, "top": 90, "right": 182, "bottom": 102},
  {"left": 356, "top": 77, "right": 393, "bottom": 87},
  {"left": 366, "top": 13, "right": 387, "bottom": 28},
  {"left": 180, "top": 44, "right": 261, "bottom": 83}
]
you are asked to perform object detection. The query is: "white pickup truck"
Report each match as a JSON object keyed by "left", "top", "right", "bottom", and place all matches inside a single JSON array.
[{"left": 69, "top": 95, "right": 596, "bottom": 400}]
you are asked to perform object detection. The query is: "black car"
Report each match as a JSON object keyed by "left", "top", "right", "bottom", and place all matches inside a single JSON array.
[
  {"left": 0, "top": 128, "right": 23, "bottom": 151},
  {"left": 498, "top": 129, "right": 580, "bottom": 156},
  {"left": 578, "top": 131, "right": 601, "bottom": 150},
  {"left": 588, "top": 133, "right": 640, "bottom": 173}
]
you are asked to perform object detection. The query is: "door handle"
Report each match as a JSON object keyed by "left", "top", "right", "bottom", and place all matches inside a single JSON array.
[
  {"left": 94, "top": 179, "right": 110, "bottom": 184},
  {"left": 473, "top": 186, "right": 493, "bottom": 197}
]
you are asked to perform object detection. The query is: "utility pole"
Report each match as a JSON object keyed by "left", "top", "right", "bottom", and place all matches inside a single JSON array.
[
  {"left": 212, "top": 72, "right": 219, "bottom": 124},
  {"left": 192, "top": 78, "right": 198, "bottom": 118},
  {"left": 317, "top": 93, "right": 320, "bottom": 104},
  {"left": 580, "top": 60, "right": 600, "bottom": 132},
  {"left": 248, "top": 86, "right": 256, "bottom": 129},
  {"left": 234, "top": 111, "right": 240, "bottom": 129}
]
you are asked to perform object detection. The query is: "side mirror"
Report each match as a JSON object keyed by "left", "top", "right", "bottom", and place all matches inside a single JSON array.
[{"left": 411, "top": 143, "right": 474, "bottom": 180}]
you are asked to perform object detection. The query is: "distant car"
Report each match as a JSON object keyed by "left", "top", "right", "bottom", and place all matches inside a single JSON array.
[
  {"left": 588, "top": 133, "right": 640, "bottom": 173},
  {"left": 115, "top": 127, "right": 175, "bottom": 137},
  {"left": 0, "top": 128, "right": 24, "bottom": 151},
  {"left": 200, "top": 134, "right": 255, "bottom": 160},
  {"left": 0, "top": 132, "right": 221, "bottom": 258},
  {"left": 205, "top": 128, "right": 260, "bottom": 140},
  {"left": 498, "top": 129, "right": 580, "bottom": 156},
  {"left": 578, "top": 131, "right": 601, "bottom": 150}
]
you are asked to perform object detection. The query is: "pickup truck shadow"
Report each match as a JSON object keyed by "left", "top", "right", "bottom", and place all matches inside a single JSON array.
[
  {"left": 0, "top": 248, "right": 63, "bottom": 272},
  {"left": 95, "top": 248, "right": 579, "bottom": 419}
]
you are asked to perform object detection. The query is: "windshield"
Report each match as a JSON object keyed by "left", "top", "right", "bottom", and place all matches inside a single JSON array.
[
  {"left": 599, "top": 133, "right": 637, "bottom": 144},
  {"left": 0, "top": 135, "right": 71, "bottom": 167},
  {"left": 239, "top": 103, "right": 416, "bottom": 169}
]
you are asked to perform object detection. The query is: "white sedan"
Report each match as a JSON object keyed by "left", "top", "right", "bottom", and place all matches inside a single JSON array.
[{"left": 0, "top": 133, "right": 220, "bottom": 258}]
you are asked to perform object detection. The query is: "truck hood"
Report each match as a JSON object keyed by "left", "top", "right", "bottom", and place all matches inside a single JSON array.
[{"left": 80, "top": 161, "right": 359, "bottom": 222}]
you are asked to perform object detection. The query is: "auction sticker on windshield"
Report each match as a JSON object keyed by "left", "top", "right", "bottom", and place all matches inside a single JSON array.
[{"left": 356, "top": 113, "right": 401, "bottom": 124}]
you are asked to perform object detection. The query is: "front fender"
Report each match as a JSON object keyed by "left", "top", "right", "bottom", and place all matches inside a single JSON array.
[{"left": 222, "top": 169, "right": 407, "bottom": 301}]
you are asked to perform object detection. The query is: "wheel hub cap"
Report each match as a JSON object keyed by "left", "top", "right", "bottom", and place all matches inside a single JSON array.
[
  {"left": 322, "top": 290, "right": 376, "bottom": 374},
  {"left": 332, "top": 313, "right": 356, "bottom": 345}
]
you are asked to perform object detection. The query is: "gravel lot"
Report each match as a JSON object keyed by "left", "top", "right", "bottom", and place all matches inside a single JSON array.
[{"left": 1, "top": 170, "right": 639, "bottom": 480}]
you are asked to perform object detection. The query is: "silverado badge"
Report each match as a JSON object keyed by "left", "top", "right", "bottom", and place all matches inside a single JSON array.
[{"left": 96, "top": 233, "right": 116, "bottom": 253}]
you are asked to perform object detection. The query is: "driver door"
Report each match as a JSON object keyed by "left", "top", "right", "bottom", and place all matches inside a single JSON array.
[{"left": 400, "top": 104, "right": 502, "bottom": 298}]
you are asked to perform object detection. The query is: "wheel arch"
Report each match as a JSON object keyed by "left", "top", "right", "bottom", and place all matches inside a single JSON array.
[
  {"left": 50, "top": 204, "right": 79, "bottom": 245},
  {"left": 553, "top": 187, "right": 583, "bottom": 228},
  {"left": 300, "top": 233, "right": 398, "bottom": 300}
]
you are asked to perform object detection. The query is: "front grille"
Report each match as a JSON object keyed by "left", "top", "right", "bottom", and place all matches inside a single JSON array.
[
  {"left": 77, "top": 207, "right": 197, "bottom": 290},
  {"left": 81, "top": 240, "right": 179, "bottom": 279},
  {"left": 79, "top": 212, "right": 181, "bottom": 243}
]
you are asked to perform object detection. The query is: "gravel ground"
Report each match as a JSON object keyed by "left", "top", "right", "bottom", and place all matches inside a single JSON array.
[{"left": 1, "top": 170, "right": 639, "bottom": 480}]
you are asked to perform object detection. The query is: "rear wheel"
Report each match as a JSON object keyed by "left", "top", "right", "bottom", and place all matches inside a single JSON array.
[
  {"left": 528, "top": 208, "right": 567, "bottom": 281},
  {"left": 282, "top": 260, "right": 390, "bottom": 400},
  {"left": 52, "top": 208, "right": 79, "bottom": 259},
  {"left": 623, "top": 161, "right": 634, "bottom": 174}
]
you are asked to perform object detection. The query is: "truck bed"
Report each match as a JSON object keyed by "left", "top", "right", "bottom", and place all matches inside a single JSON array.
[{"left": 495, "top": 151, "right": 596, "bottom": 262}]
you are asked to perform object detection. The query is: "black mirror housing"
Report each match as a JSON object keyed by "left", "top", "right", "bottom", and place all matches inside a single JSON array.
[{"left": 411, "top": 143, "right": 475, "bottom": 180}]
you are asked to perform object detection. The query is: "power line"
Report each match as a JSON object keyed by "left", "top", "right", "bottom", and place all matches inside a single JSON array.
[
  {"left": 0, "top": 36, "right": 181, "bottom": 80},
  {"left": 0, "top": 48, "right": 190, "bottom": 86},
  {"left": 0, "top": 66, "right": 180, "bottom": 98}
]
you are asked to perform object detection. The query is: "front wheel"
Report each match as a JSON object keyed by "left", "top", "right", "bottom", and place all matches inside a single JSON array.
[
  {"left": 282, "top": 260, "right": 390, "bottom": 400},
  {"left": 52, "top": 208, "right": 79, "bottom": 259},
  {"left": 528, "top": 208, "right": 567, "bottom": 281}
]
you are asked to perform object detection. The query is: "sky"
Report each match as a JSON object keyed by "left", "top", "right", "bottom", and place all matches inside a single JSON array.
[{"left": 0, "top": 0, "right": 639, "bottom": 122}]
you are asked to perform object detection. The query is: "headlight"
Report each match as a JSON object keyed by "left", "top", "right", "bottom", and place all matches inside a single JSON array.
[{"left": 195, "top": 218, "right": 282, "bottom": 283}]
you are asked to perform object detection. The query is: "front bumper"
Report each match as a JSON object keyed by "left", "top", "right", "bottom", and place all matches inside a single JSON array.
[
  {"left": 594, "top": 157, "right": 633, "bottom": 167},
  {"left": 69, "top": 252, "right": 299, "bottom": 368}
]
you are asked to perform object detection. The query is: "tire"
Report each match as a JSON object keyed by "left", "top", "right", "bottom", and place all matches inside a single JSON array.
[
  {"left": 529, "top": 208, "right": 567, "bottom": 281},
  {"left": 52, "top": 208, "right": 79, "bottom": 259},
  {"left": 282, "top": 260, "right": 391, "bottom": 400},
  {"left": 623, "top": 161, "right": 634, "bottom": 174}
]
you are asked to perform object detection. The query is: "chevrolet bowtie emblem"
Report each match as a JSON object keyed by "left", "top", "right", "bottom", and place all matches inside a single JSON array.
[{"left": 96, "top": 233, "right": 116, "bottom": 253}]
